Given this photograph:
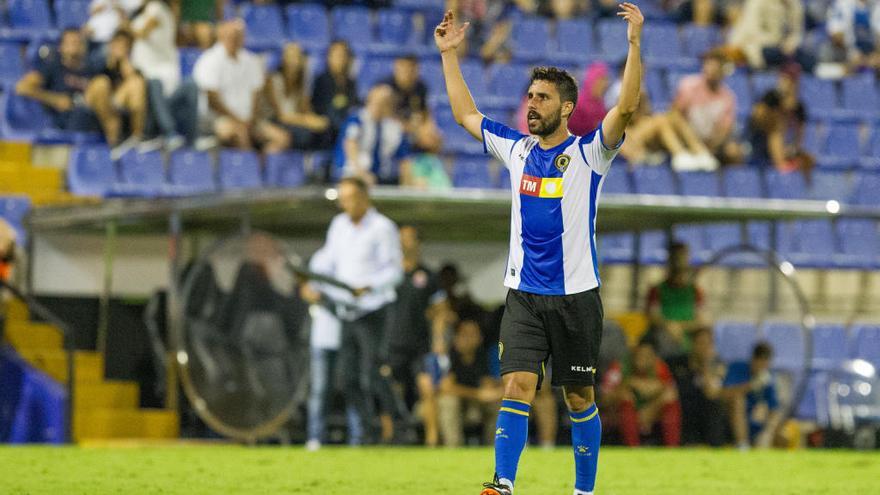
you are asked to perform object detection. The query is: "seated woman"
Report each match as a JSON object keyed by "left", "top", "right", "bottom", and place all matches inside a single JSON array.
[{"left": 264, "top": 42, "right": 330, "bottom": 150}]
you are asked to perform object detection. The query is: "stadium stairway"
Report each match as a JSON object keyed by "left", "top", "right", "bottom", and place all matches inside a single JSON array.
[
  {"left": 2, "top": 298, "right": 179, "bottom": 442},
  {"left": 0, "top": 141, "right": 82, "bottom": 206}
]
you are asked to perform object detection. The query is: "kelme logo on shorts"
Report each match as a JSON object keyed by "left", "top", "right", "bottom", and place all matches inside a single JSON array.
[{"left": 571, "top": 365, "right": 595, "bottom": 373}]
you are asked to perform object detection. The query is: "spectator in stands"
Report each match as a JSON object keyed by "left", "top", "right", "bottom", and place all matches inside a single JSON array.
[
  {"left": 192, "top": 20, "right": 289, "bottom": 152},
  {"left": 726, "top": 0, "right": 817, "bottom": 72},
  {"left": 131, "top": 0, "right": 196, "bottom": 150},
  {"left": 384, "top": 55, "right": 429, "bottom": 122},
  {"left": 437, "top": 319, "right": 503, "bottom": 446},
  {"left": 264, "top": 43, "right": 330, "bottom": 150},
  {"left": 437, "top": 262, "right": 485, "bottom": 324},
  {"left": 387, "top": 226, "right": 444, "bottom": 422},
  {"left": 670, "top": 50, "right": 740, "bottom": 169},
  {"left": 568, "top": 62, "right": 612, "bottom": 136},
  {"left": 646, "top": 242, "right": 710, "bottom": 359},
  {"left": 745, "top": 64, "right": 814, "bottom": 174},
  {"left": 819, "top": 0, "right": 880, "bottom": 71},
  {"left": 417, "top": 298, "right": 459, "bottom": 446},
  {"left": 723, "top": 341, "right": 783, "bottom": 449},
  {"left": 176, "top": 0, "right": 222, "bottom": 49},
  {"left": 16, "top": 30, "right": 130, "bottom": 149},
  {"left": 304, "top": 303, "right": 342, "bottom": 452},
  {"left": 85, "top": 0, "right": 141, "bottom": 49},
  {"left": 335, "top": 84, "right": 411, "bottom": 185},
  {"left": 541, "top": 0, "right": 591, "bottom": 18},
  {"left": 601, "top": 340, "right": 682, "bottom": 447},
  {"left": 89, "top": 31, "right": 149, "bottom": 158},
  {"left": 667, "top": 328, "right": 727, "bottom": 446},
  {"left": 312, "top": 40, "right": 359, "bottom": 149}
]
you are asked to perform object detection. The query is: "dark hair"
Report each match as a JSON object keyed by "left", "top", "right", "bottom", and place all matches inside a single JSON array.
[
  {"left": 691, "top": 327, "right": 713, "bottom": 342},
  {"left": 668, "top": 241, "right": 689, "bottom": 258},
  {"left": 397, "top": 54, "right": 419, "bottom": 64},
  {"left": 112, "top": 30, "right": 134, "bottom": 44},
  {"left": 752, "top": 341, "right": 773, "bottom": 360},
  {"left": 529, "top": 66, "right": 579, "bottom": 106},
  {"left": 338, "top": 176, "right": 370, "bottom": 195},
  {"left": 701, "top": 49, "right": 726, "bottom": 64}
]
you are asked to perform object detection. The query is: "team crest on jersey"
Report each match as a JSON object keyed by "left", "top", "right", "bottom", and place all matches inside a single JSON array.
[{"left": 554, "top": 154, "right": 571, "bottom": 173}]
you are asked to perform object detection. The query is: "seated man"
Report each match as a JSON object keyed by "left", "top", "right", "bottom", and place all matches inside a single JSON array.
[
  {"left": 335, "top": 84, "right": 411, "bottom": 185},
  {"left": 16, "top": 30, "right": 125, "bottom": 148},
  {"left": 436, "top": 319, "right": 503, "bottom": 447},
  {"left": 667, "top": 328, "right": 727, "bottom": 446},
  {"left": 192, "top": 20, "right": 289, "bottom": 152},
  {"left": 723, "top": 341, "right": 783, "bottom": 450},
  {"left": 602, "top": 340, "right": 681, "bottom": 447}
]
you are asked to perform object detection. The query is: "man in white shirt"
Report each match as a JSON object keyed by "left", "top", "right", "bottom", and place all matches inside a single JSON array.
[
  {"left": 302, "top": 177, "right": 404, "bottom": 445},
  {"left": 192, "top": 20, "right": 289, "bottom": 152}
]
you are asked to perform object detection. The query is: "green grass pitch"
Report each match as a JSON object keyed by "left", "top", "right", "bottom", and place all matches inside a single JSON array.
[{"left": 1, "top": 446, "right": 878, "bottom": 494}]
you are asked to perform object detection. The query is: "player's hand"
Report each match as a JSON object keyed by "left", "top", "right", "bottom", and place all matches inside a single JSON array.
[
  {"left": 617, "top": 2, "right": 644, "bottom": 45},
  {"left": 434, "top": 10, "right": 469, "bottom": 54}
]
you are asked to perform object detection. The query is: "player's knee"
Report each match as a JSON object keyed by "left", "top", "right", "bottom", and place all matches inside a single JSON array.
[
  {"left": 564, "top": 386, "right": 595, "bottom": 412},
  {"left": 502, "top": 374, "right": 537, "bottom": 402}
]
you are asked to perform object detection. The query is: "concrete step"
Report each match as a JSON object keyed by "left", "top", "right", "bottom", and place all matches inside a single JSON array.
[
  {"left": 74, "top": 381, "right": 140, "bottom": 411},
  {"left": 16, "top": 349, "right": 105, "bottom": 383},
  {"left": 4, "top": 320, "right": 63, "bottom": 350}
]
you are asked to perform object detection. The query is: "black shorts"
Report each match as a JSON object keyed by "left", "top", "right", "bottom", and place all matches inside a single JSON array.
[{"left": 499, "top": 288, "right": 603, "bottom": 387}]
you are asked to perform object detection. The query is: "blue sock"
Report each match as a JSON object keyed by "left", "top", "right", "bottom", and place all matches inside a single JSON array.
[
  {"left": 571, "top": 404, "right": 601, "bottom": 494},
  {"left": 494, "top": 399, "right": 530, "bottom": 488}
]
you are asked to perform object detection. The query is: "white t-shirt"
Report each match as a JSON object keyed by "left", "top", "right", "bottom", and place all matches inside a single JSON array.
[
  {"left": 87, "top": 0, "right": 142, "bottom": 43},
  {"left": 131, "top": 0, "right": 180, "bottom": 95},
  {"left": 309, "top": 304, "right": 341, "bottom": 350},
  {"left": 192, "top": 44, "right": 266, "bottom": 122}
]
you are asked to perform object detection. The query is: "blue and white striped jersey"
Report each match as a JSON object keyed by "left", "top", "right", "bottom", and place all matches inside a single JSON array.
[{"left": 481, "top": 117, "right": 622, "bottom": 296}]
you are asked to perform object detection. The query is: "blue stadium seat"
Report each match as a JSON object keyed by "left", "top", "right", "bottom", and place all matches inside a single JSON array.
[
  {"left": 599, "top": 233, "right": 635, "bottom": 264},
  {"left": 374, "top": 8, "right": 419, "bottom": 49},
  {"left": 840, "top": 74, "right": 879, "bottom": 121},
  {"left": 747, "top": 221, "right": 772, "bottom": 250},
  {"left": 459, "top": 59, "right": 488, "bottom": 101},
  {"left": 681, "top": 24, "right": 719, "bottom": 58},
  {"left": 705, "top": 223, "right": 742, "bottom": 252},
  {"left": 554, "top": 18, "right": 593, "bottom": 65},
  {"left": 645, "top": 68, "right": 669, "bottom": 110},
  {"left": 632, "top": 166, "right": 676, "bottom": 195},
  {"left": 357, "top": 56, "right": 394, "bottom": 99},
  {"left": 67, "top": 145, "right": 117, "bottom": 197},
  {"left": 764, "top": 169, "right": 807, "bottom": 199},
  {"left": 53, "top": 0, "right": 89, "bottom": 30},
  {"left": 0, "top": 42, "right": 25, "bottom": 86},
  {"left": 486, "top": 63, "right": 531, "bottom": 107},
  {"left": 115, "top": 150, "right": 165, "bottom": 197},
  {"left": 861, "top": 128, "right": 880, "bottom": 170},
  {"left": 727, "top": 73, "right": 752, "bottom": 116},
  {"left": 809, "top": 171, "right": 852, "bottom": 201},
  {"left": 820, "top": 123, "right": 861, "bottom": 170},
  {"left": 510, "top": 16, "right": 551, "bottom": 62},
  {"left": 420, "top": 59, "right": 444, "bottom": 100},
  {"left": 801, "top": 121, "right": 826, "bottom": 157},
  {"left": 286, "top": 3, "right": 330, "bottom": 51},
  {"left": 795, "top": 372, "right": 830, "bottom": 423},
  {"left": 715, "top": 321, "right": 759, "bottom": 363},
  {"left": 721, "top": 166, "right": 763, "bottom": 198},
  {"left": 0, "top": 195, "right": 30, "bottom": 244},
  {"left": 849, "top": 324, "right": 880, "bottom": 368},
  {"left": 597, "top": 18, "right": 628, "bottom": 62},
  {"left": 0, "top": 89, "right": 51, "bottom": 141},
  {"left": 241, "top": 3, "right": 285, "bottom": 49},
  {"left": 811, "top": 323, "right": 849, "bottom": 371},
  {"left": 452, "top": 156, "right": 492, "bottom": 188},
  {"left": 638, "top": 230, "right": 668, "bottom": 265},
  {"left": 850, "top": 173, "right": 880, "bottom": 206},
  {"left": 772, "top": 220, "right": 800, "bottom": 261},
  {"left": 331, "top": 6, "right": 373, "bottom": 50},
  {"left": 3, "top": 0, "right": 54, "bottom": 40},
  {"left": 219, "top": 150, "right": 262, "bottom": 190},
  {"left": 799, "top": 76, "right": 839, "bottom": 119},
  {"left": 265, "top": 151, "right": 306, "bottom": 188},
  {"left": 672, "top": 225, "right": 710, "bottom": 264},
  {"left": 168, "top": 149, "right": 216, "bottom": 194},
  {"left": 642, "top": 24, "right": 687, "bottom": 69},
  {"left": 602, "top": 168, "right": 631, "bottom": 194},
  {"left": 393, "top": 0, "right": 444, "bottom": 10},
  {"left": 761, "top": 321, "right": 805, "bottom": 371},
  {"left": 789, "top": 219, "right": 837, "bottom": 268},
  {"left": 834, "top": 218, "right": 880, "bottom": 269},
  {"left": 678, "top": 171, "right": 720, "bottom": 197},
  {"left": 750, "top": 72, "right": 778, "bottom": 99},
  {"left": 179, "top": 48, "right": 202, "bottom": 78}
]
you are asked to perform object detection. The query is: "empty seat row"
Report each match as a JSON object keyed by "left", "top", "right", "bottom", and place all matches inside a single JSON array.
[
  {"left": 66, "top": 145, "right": 310, "bottom": 197},
  {"left": 713, "top": 320, "right": 880, "bottom": 373},
  {"left": 0, "top": 194, "right": 30, "bottom": 243},
  {"left": 599, "top": 217, "right": 880, "bottom": 269}
]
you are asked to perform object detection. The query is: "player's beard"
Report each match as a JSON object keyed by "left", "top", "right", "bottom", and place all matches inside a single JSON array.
[{"left": 527, "top": 107, "right": 563, "bottom": 137}]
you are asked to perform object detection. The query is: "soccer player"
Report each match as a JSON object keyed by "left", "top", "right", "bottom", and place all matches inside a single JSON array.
[{"left": 434, "top": 4, "right": 644, "bottom": 495}]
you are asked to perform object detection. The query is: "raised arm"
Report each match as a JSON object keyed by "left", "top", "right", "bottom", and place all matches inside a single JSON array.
[
  {"left": 434, "top": 10, "right": 484, "bottom": 140},
  {"left": 601, "top": 3, "right": 643, "bottom": 146}
]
